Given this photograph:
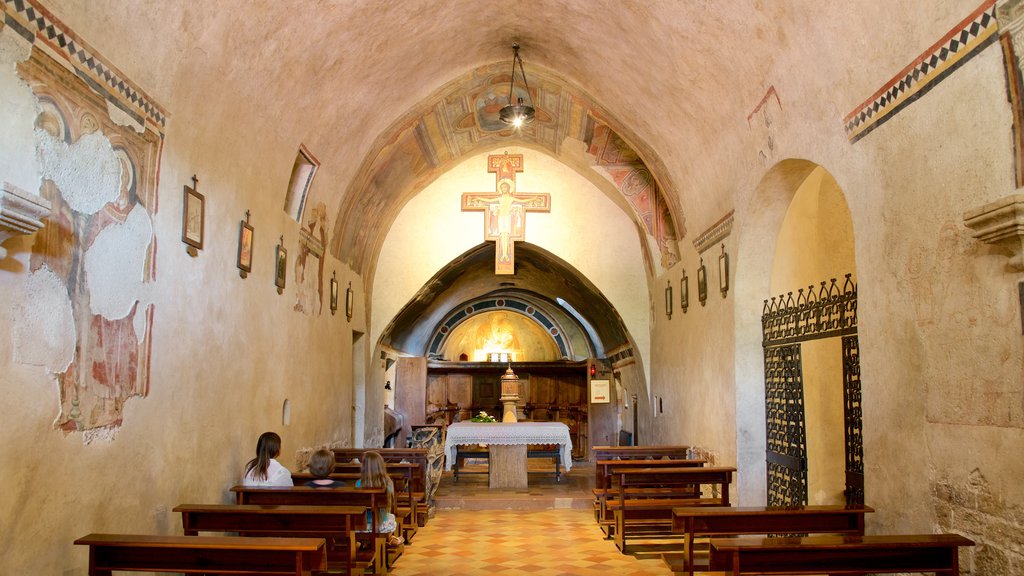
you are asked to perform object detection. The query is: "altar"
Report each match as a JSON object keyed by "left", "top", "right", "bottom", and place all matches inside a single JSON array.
[{"left": 443, "top": 421, "right": 573, "bottom": 488}]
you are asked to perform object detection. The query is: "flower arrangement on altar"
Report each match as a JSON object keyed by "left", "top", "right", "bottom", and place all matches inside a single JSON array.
[{"left": 470, "top": 411, "right": 497, "bottom": 423}]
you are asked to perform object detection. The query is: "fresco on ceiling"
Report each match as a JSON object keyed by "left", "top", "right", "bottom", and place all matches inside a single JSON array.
[
  {"left": 330, "top": 60, "right": 681, "bottom": 276},
  {"left": 588, "top": 124, "right": 681, "bottom": 268},
  {"left": 20, "top": 46, "right": 163, "bottom": 434},
  {"left": 294, "top": 201, "right": 328, "bottom": 315}
]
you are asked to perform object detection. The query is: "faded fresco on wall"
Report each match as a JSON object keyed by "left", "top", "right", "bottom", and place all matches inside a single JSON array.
[
  {"left": 16, "top": 43, "right": 163, "bottom": 434},
  {"left": 294, "top": 201, "right": 328, "bottom": 315}
]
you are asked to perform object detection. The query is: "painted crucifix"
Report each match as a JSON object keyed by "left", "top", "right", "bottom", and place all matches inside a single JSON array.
[{"left": 461, "top": 152, "right": 551, "bottom": 274}]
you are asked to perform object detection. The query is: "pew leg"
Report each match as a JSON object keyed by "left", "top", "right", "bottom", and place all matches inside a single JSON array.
[{"left": 555, "top": 457, "right": 561, "bottom": 482}]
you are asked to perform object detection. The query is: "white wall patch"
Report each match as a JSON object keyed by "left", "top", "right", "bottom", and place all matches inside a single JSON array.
[
  {"left": 84, "top": 204, "right": 152, "bottom": 320},
  {"left": 35, "top": 128, "right": 121, "bottom": 215},
  {"left": 10, "top": 265, "right": 76, "bottom": 373}
]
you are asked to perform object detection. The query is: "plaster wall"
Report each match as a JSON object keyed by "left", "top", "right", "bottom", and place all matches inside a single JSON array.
[
  {"left": 644, "top": 13, "right": 1024, "bottom": 574},
  {"left": 720, "top": 25, "right": 1024, "bottom": 574},
  {"left": 372, "top": 146, "right": 651, "bottom": 384},
  {"left": 0, "top": 29, "right": 362, "bottom": 576}
]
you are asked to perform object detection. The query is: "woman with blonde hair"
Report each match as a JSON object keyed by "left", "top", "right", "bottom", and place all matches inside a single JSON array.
[{"left": 357, "top": 451, "right": 402, "bottom": 546}]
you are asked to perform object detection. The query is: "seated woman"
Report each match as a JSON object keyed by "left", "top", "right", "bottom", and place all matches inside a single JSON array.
[
  {"left": 356, "top": 451, "right": 403, "bottom": 546},
  {"left": 306, "top": 448, "right": 345, "bottom": 488},
  {"left": 242, "top": 431, "right": 293, "bottom": 487}
]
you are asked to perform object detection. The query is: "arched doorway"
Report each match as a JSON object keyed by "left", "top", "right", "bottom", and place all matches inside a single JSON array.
[{"left": 735, "top": 160, "right": 861, "bottom": 506}]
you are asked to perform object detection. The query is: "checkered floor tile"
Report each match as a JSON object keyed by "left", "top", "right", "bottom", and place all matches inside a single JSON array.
[{"left": 391, "top": 508, "right": 673, "bottom": 576}]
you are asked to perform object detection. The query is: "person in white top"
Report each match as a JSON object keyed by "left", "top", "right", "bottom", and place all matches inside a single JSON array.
[{"left": 242, "top": 431, "right": 294, "bottom": 486}]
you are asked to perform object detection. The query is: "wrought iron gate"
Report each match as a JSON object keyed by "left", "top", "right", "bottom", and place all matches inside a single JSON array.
[{"left": 761, "top": 274, "right": 863, "bottom": 506}]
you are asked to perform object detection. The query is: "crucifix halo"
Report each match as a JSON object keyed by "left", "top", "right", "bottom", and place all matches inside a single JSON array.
[{"left": 461, "top": 151, "right": 551, "bottom": 274}]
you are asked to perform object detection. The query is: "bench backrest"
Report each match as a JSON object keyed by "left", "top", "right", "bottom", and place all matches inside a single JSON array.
[
  {"left": 596, "top": 459, "right": 705, "bottom": 490},
  {"left": 74, "top": 533, "right": 327, "bottom": 575},
  {"left": 592, "top": 445, "right": 691, "bottom": 461},
  {"left": 618, "top": 466, "right": 735, "bottom": 506},
  {"left": 332, "top": 449, "right": 428, "bottom": 493},
  {"left": 708, "top": 533, "right": 975, "bottom": 575}
]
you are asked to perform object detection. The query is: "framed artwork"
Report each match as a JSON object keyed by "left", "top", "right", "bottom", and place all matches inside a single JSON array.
[
  {"left": 345, "top": 281, "right": 354, "bottom": 321},
  {"left": 237, "top": 211, "right": 253, "bottom": 278},
  {"left": 590, "top": 379, "right": 610, "bottom": 403},
  {"left": 181, "top": 176, "right": 204, "bottom": 256},
  {"left": 719, "top": 243, "right": 730, "bottom": 297},
  {"left": 275, "top": 237, "right": 287, "bottom": 294},
  {"left": 680, "top": 270, "right": 689, "bottom": 313},
  {"left": 698, "top": 258, "right": 708, "bottom": 306},
  {"left": 330, "top": 272, "right": 339, "bottom": 316},
  {"left": 664, "top": 281, "right": 673, "bottom": 319}
]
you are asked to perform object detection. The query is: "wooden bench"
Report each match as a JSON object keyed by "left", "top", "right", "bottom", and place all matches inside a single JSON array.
[
  {"left": 73, "top": 533, "right": 326, "bottom": 575},
  {"left": 173, "top": 503, "right": 365, "bottom": 575},
  {"left": 708, "top": 533, "right": 975, "bottom": 575},
  {"left": 231, "top": 485, "right": 391, "bottom": 574},
  {"left": 611, "top": 466, "right": 735, "bottom": 553},
  {"left": 292, "top": 469, "right": 419, "bottom": 543},
  {"left": 332, "top": 448, "right": 430, "bottom": 526},
  {"left": 591, "top": 445, "right": 692, "bottom": 467},
  {"left": 668, "top": 504, "right": 874, "bottom": 575},
  {"left": 593, "top": 459, "right": 705, "bottom": 534}
]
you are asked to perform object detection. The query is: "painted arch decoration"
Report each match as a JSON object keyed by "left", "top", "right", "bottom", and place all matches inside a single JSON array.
[{"left": 427, "top": 296, "right": 572, "bottom": 361}]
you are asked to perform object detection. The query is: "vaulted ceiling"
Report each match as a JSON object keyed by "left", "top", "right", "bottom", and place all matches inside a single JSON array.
[{"left": 47, "top": 0, "right": 946, "bottom": 281}]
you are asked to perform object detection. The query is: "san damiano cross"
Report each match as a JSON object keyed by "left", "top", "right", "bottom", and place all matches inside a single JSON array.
[{"left": 461, "top": 152, "right": 551, "bottom": 274}]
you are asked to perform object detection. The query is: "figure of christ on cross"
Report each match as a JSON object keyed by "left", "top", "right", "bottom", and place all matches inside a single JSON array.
[{"left": 461, "top": 152, "right": 551, "bottom": 274}]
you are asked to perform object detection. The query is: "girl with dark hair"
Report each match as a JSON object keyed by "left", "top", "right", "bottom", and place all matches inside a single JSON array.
[{"left": 242, "top": 431, "right": 293, "bottom": 486}]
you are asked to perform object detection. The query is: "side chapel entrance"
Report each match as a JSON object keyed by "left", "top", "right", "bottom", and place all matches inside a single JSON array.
[{"left": 759, "top": 166, "right": 864, "bottom": 506}]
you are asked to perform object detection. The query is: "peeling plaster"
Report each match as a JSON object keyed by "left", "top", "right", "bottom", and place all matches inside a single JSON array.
[
  {"left": 106, "top": 101, "right": 144, "bottom": 134},
  {"left": 10, "top": 265, "right": 75, "bottom": 374},
  {"left": 0, "top": 28, "right": 41, "bottom": 195},
  {"left": 35, "top": 128, "right": 120, "bottom": 215},
  {"left": 84, "top": 204, "right": 152, "bottom": 319}
]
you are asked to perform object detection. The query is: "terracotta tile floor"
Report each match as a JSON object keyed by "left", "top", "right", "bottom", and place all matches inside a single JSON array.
[
  {"left": 391, "top": 464, "right": 675, "bottom": 576},
  {"left": 391, "top": 508, "right": 674, "bottom": 576}
]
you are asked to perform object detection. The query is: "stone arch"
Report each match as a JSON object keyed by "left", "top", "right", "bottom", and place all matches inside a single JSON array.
[{"left": 734, "top": 159, "right": 858, "bottom": 505}]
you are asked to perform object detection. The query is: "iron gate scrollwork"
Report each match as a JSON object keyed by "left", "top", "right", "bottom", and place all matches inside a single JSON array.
[
  {"left": 762, "top": 274, "right": 862, "bottom": 507},
  {"left": 764, "top": 344, "right": 808, "bottom": 506}
]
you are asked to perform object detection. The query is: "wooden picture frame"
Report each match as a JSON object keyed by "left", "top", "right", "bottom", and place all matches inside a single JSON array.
[
  {"left": 345, "top": 281, "right": 354, "bottom": 321},
  {"left": 664, "top": 281, "right": 673, "bottom": 319},
  {"left": 275, "top": 238, "right": 287, "bottom": 294},
  {"left": 330, "top": 273, "right": 339, "bottom": 316},
  {"left": 237, "top": 215, "right": 254, "bottom": 278},
  {"left": 182, "top": 182, "right": 204, "bottom": 256},
  {"left": 698, "top": 258, "right": 708, "bottom": 306},
  {"left": 719, "top": 244, "right": 730, "bottom": 297},
  {"left": 680, "top": 270, "right": 689, "bottom": 313}
]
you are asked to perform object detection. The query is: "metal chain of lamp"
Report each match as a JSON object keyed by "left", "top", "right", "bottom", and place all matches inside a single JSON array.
[{"left": 499, "top": 43, "right": 535, "bottom": 128}]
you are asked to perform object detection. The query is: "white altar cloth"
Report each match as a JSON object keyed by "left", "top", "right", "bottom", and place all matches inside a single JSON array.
[{"left": 443, "top": 421, "right": 573, "bottom": 472}]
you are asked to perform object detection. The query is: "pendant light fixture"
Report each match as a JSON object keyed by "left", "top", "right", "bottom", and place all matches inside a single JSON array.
[{"left": 499, "top": 43, "right": 535, "bottom": 128}]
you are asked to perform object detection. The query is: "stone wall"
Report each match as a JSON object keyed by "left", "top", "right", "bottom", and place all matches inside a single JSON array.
[{"left": 933, "top": 469, "right": 1024, "bottom": 574}]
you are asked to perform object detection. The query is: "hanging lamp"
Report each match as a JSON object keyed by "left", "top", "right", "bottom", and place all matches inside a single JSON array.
[{"left": 499, "top": 43, "right": 535, "bottom": 128}]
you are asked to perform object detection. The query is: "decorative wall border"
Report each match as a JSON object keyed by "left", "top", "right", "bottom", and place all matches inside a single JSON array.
[
  {"left": 693, "top": 210, "right": 734, "bottom": 254},
  {"left": 427, "top": 296, "right": 571, "bottom": 359},
  {"left": 843, "top": 0, "right": 997, "bottom": 144},
  {"left": 2, "top": 0, "right": 168, "bottom": 135}
]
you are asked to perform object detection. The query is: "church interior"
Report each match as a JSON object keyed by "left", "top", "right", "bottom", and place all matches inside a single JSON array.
[{"left": 1, "top": 0, "right": 1023, "bottom": 573}]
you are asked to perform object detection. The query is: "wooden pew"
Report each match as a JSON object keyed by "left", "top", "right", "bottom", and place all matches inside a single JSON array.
[
  {"left": 611, "top": 466, "right": 735, "bottom": 553},
  {"left": 593, "top": 459, "right": 706, "bottom": 535},
  {"left": 708, "top": 533, "right": 975, "bottom": 575},
  {"left": 74, "top": 533, "right": 326, "bottom": 575},
  {"left": 332, "top": 448, "right": 430, "bottom": 526},
  {"left": 668, "top": 504, "right": 874, "bottom": 575},
  {"left": 173, "top": 503, "right": 365, "bottom": 575},
  {"left": 591, "top": 445, "right": 692, "bottom": 468},
  {"left": 231, "top": 485, "right": 391, "bottom": 574},
  {"left": 291, "top": 469, "right": 419, "bottom": 543}
]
